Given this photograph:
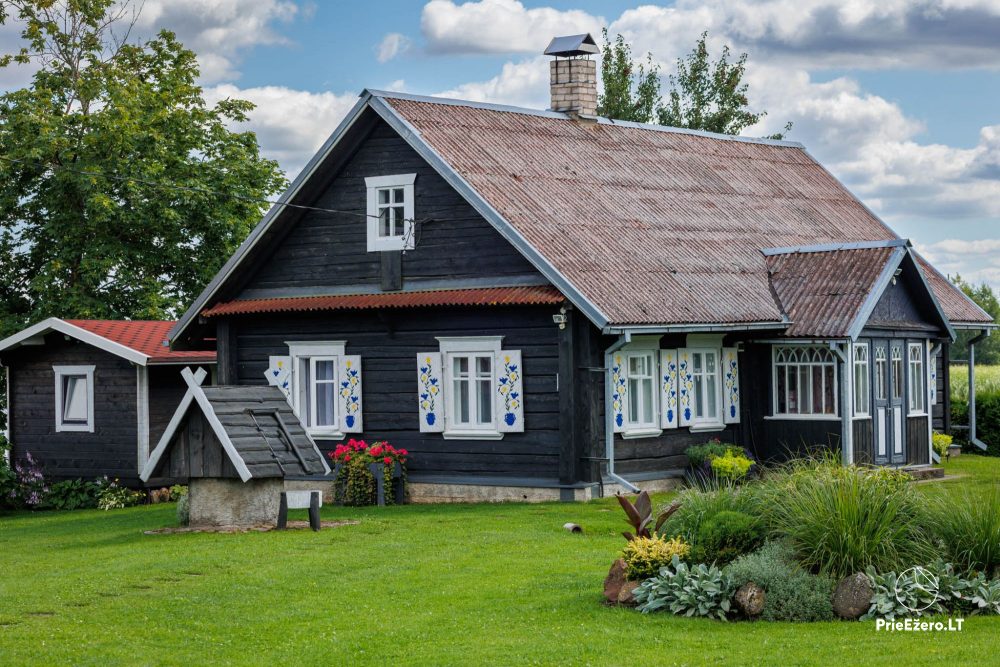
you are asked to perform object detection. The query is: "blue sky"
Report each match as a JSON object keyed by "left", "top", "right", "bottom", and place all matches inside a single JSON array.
[{"left": 2, "top": 0, "right": 999, "bottom": 287}]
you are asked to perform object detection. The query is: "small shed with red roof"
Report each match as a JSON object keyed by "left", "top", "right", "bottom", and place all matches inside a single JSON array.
[{"left": 0, "top": 318, "right": 216, "bottom": 485}]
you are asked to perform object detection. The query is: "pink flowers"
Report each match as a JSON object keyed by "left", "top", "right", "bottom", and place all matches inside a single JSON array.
[{"left": 329, "top": 439, "right": 408, "bottom": 466}]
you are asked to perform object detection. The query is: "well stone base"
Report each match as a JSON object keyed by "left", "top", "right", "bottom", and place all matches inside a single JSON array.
[{"left": 189, "top": 478, "right": 284, "bottom": 527}]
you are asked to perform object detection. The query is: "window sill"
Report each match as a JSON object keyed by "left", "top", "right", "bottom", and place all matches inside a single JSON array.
[
  {"left": 907, "top": 412, "right": 929, "bottom": 418},
  {"left": 442, "top": 430, "right": 504, "bottom": 441},
  {"left": 621, "top": 427, "right": 663, "bottom": 440},
  {"left": 56, "top": 423, "right": 94, "bottom": 433},
  {"left": 852, "top": 415, "right": 872, "bottom": 421},
  {"left": 764, "top": 415, "right": 840, "bottom": 422},
  {"left": 689, "top": 423, "right": 725, "bottom": 433},
  {"left": 308, "top": 430, "right": 345, "bottom": 441}
]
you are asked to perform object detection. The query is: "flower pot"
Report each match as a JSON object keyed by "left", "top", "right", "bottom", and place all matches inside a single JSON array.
[{"left": 947, "top": 444, "right": 962, "bottom": 458}]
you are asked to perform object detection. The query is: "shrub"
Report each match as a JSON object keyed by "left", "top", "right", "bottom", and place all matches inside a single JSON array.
[
  {"left": 634, "top": 555, "right": 735, "bottom": 620},
  {"left": 176, "top": 493, "right": 190, "bottom": 526},
  {"left": 43, "top": 479, "right": 99, "bottom": 510},
  {"left": 932, "top": 432, "right": 954, "bottom": 458},
  {"left": 622, "top": 535, "right": 691, "bottom": 580},
  {"left": 969, "top": 578, "right": 1000, "bottom": 615},
  {"left": 685, "top": 440, "right": 739, "bottom": 469},
  {"left": 95, "top": 478, "right": 144, "bottom": 510},
  {"left": 925, "top": 486, "right": 1000, "bottom": 575},
  {"left": 4, "top": 452, "right": 48, "bottom": 510},
  {"left": 710, "top": 450, "right": 753, "bottom": 482},
  {"left": 694, "top": 510, "right": 765, "bottom": 565},
  {"left": 169, "top": 485, "right": 188, "bottom": 501},
  {"left": 659, "top": 484, "right": 759, "bottom": 544},
  {"left": 725, "top": 541, "right": 835, "bottom": 622},
  {"left": 766, "top": 462, "right": 933, "bottom": 578},
  {"left": 951, "top": 390, "right": 1000, "bottom": 457},
  {"left": 330, "top": 439, "right": 408, "bottom": 506}
]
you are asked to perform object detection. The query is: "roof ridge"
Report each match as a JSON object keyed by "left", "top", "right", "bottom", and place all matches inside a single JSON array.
[
  {"left": 367, "top": 89, "right": 806, "bottom": 149},
  {"left": 761, "top": 239, "right": 909, "bottom": 256}
]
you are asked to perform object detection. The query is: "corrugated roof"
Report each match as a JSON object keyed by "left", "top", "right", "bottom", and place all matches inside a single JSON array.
[
  {"left": 201, "top": 285, "right": 565, "bottom": 317},
  {"left": 64, "top": 320, "right": 217, "bottom": 363},
  {"left": 767, "top": 247, "right": 896, "bottom": 337},
  {"left": 914, "top": 254, "right": 993, "bottom": 324},
  {"left": 379, "top": 94, "right": 989, "bottom": 330}
]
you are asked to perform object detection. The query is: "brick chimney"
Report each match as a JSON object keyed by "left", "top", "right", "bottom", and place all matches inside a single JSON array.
[{"left": 544, "top": 34, "right": 600, "bottom": 117}]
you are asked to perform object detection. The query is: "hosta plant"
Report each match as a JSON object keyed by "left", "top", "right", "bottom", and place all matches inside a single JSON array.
[
  {"left": 970, "top": 578, "right": 1000, "bottom": 615},
  {"left": 634, "top": 555, "right": 734, "bottom": 620}
]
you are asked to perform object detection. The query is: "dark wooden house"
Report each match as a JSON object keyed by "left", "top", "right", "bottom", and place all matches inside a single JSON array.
[
  {"left": 162, "top": 36, "right": 993, "bottom": 501},
  {"left": 0, "top": 319, "right": 215, "bottom": 485}
]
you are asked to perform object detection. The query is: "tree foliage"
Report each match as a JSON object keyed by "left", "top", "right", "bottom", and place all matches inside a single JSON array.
[
  {"left": 0, "top": 0, "right": 287, "bottom": 338},
  {"left": 597, "top": 29, "right": 790, "bottom": 139},
  {"left": 952, "top": 275, "right": 1000, "bottom": 365}
]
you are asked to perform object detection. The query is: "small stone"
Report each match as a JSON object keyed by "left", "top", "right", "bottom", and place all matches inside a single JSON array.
[
  {"left": 734, "top": 582, "right": 766, "bottom": 617},
  {"left": 833, "top": 573, "right": 874, "bottom": 620},
  {"left": 603, "top": 558, "right": 627, "bottom": 604},
  {"left": 617, "top": 580, "right": 641, "bottom": 607}
]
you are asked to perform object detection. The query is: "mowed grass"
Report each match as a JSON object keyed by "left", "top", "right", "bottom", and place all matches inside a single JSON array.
[
  {"left": 950, "top": 364, "right": 1000, "bottom": 402},
  {"left": 0, "top": 458, "right": 998, "bottom": 666}
]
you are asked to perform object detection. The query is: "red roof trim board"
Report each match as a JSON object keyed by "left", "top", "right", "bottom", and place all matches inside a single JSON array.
[
  {"left": 0, "top": 318, "right": 216, "bottom": 365},
  {"left": 201, "top": 285, "right": 566, "bottom": 317}
]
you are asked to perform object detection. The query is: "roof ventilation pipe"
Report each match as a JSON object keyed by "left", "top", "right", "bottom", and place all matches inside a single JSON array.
[{"left": 544, "top": 33, "right": 600, "bottom": 118}]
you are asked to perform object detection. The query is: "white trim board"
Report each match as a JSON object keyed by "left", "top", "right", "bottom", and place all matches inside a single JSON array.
[{"left": 0, "top": 318, "right": 149, "bottom": 365}]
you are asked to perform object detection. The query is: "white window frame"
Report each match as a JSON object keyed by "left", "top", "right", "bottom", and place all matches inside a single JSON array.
[
  {"left": 286, "top": 341, "right": 346, "bottom": 438},
  {"left": 54, "top": 365, "right": 95, "bottom": 432},
  {"left": 853, "top": 343, "right": 870, "bottom": 418},
  {"left": 771, "top": 346, "right": 839, "bottom": 420},
  {"left": 438, "top": 336, "right": 503, "bottom": 440},
  {"left": 617, "top": 337, "right": 664, "bottom": 439},
  {"left": 365, "top": 174, "right": 416, "bottom": 252},
  {"left": 624, "top": 350, "right": 658, "bottom": 433},
  {"left": 907, "top": 342, "right": 926, "bottom": 415},
  {"left": 689, "top": 348, "right": 724, "bottom": 430}
]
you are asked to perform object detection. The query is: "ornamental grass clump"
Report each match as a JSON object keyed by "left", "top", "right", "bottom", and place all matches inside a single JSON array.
[
  {"left": 765, "top": 462, "right": 932, "bottom": 578},
  {"left": 330, "top": 439, "right": 408, "bottom": 506},
  {"left": 658, "top": 483, "right": 759, "bottom": 544},
  {"left": 622, "top": 535, "right": 691, "bottom": 580},
  {"left": 925, "top": 486, "right": 1000, "bottom": 576}
]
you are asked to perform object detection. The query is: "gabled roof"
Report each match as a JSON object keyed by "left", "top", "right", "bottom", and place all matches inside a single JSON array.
[
  {"left": 201, "top": 285, "right": 565, "bottom": 317},
  {"left": 913, "top": 254, "right": 994, "bottom": 326},
  {"left": 141, "top": 368, "right": 329, "bottom": 483},
  {"left": 170, "top": 89, "right": 993, "bottom": 340},
  {"left": 764, "top": 240, "right": 955, "bottom": 340},
  {"left": 0, "top": 318, "right": 216, "bottom": 366}
]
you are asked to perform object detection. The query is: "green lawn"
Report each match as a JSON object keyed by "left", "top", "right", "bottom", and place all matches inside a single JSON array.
[{"left": 1, "top": 458, "right": 998, "bottom": 666}]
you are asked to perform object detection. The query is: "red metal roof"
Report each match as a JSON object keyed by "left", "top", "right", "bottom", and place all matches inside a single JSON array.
[
  {"left": 914, "top": 254, "right": 993, "bottom": 324},
  {"left": 380, "top": 95, "right": 989, "bottom": 329},
  {"left": 767, "top": 247, "right": 896, "bottom": 337},
  {"left": 64, "top": 320, "right": 217, "bottom": 364},
  {"left": 201, "top": 285, "right": 565, "bottom": 317}
]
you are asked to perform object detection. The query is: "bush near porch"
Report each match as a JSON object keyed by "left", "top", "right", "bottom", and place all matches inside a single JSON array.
[{"left": 0, "top": 457, "right": 997, "bottom": 665}]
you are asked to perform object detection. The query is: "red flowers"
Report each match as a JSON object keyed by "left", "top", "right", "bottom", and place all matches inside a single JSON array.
[{"left": 329, "top": 439, "right": 408, "bottom": 466}]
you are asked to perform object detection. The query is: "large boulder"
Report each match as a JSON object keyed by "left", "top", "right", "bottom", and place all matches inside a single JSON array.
[
  {"left": 734, "top": 582, "right": 765, "bottom": 618},
  {"left": 603, "top": 559, "right": 627, "bottom": 604},
  {"left": 833, "top": 573, "right": 873, "bottom": 620},
  {"left": 617, "top": 580, "right": 641, "bottom": 607}
]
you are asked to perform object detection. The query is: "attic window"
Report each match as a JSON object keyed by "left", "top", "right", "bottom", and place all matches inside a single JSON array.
[
  {"left": 366, "top": 174, "right": 416, "bottom": 251},
  {"left": 54, "top": 365, "right": 95, "bottom": 432}
]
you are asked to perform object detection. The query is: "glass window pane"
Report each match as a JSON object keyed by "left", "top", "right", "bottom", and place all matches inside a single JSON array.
[
  {"left": 706, "top": 375, "right": 717, "bottom": 418},
  {"left": 454, "top": 356, "right": 468, "bottom": 375},
  {"left": 378, "top": 188, "right": 389, "bottom": 204},
  {"left": 824, "top": 366, "right": 835, "bottom": 414},
  {"left": 799, "top": 366, "right": 811, "bottom": 414},
  {"left": 476, "top": 356, "right": 492, "bottom": 377},
  {"left": 706, "top": 353, "right": 716, "bottom": 374},
  {"left": 315, "top": 383, "right": 336, "bottom": 426},
  {"left": 478, "top": 379, "right": 492, "bottom": 424},
  {"left": 694, "top": 375, "right": 704, "bottom": 418},
  {"left": 456, "top": 379, "right": 470, "bottom": 423},
  {"left": 315, "top": 360, "right": 335, "bottom": 381},
  {"left": 629, "top": 356, "right": 641, "bottom": 375},
  {"left": 379, "top": 208, "right": 390, "bottom": 237},
  {"left": 393, "top": 206, "right": 405, "bottom": 235},
  {"left": 788, "top": 366, "right": 798, "bottom": 414},
  {"left": 393, "top": 188, "right": 404, "bottom": 203},
  {"left": 693, "top": 353, "right": 702, "bottom": 373},
  {"left": 63, "top": 375, "right": 88, "bottom": 421},
  {"left": 777, "top": 365, "right": 787, "bottom": 413},
  {"left": 642, "top": 378, "right": 654, "bottom": 424},
  {"left": 628, "top": 378, "right": 640, "bottom": 422}
]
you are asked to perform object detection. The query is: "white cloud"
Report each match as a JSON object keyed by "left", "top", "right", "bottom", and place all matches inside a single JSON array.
[
  {"left": 376, "top": 33, "right": 411, "bottom": 63},
  {"left": 205, "top": 84, "right": 359, "bottom": 177},
  {"left": 917, "top": 238, "right": 1000, "bottom": 290},
  {"left": 437, "top": 55, "right": 549, "bottom": 108},
  {"left": 421, "top": 0, "right": 603, "bottom": 54}
]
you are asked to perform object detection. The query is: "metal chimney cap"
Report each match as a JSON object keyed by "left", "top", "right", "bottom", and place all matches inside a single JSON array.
[{"left": 544, "top": 33, "right": 599, "bottom": 57}]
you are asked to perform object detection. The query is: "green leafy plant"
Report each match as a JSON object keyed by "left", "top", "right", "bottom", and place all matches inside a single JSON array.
[
  {"left": 617, "top": 490, "right": 681, "bottom": 541},
  {"left": 43, "top": 479, "right": 99, "bottom": 510},
  {"left": 710, "top": 450, "right": 753, "bottom": 482},
  {"left": 658, "top": 484, "right": 758, "bottom": 544},
  {"left": 925, "top": 486, "right": 1000, "bottom": 575},
  {"left": 634, "top": 555, "right": 734, "bottom": 620},
  {"left": 622, "top": 535, "right": 691, "bottom": 580},
  {"left": 864, "top": 568, "right": 942, "bottom": 621},
  {"left": 932, "top": 431, "right": 954, "bottom": 458},
  {"left": 330, "top": 440, "right": 407, "bottom": 506},
  {"left": 765, "top": 462, "right": 933, "bottom": 578},
  {"left": 969, "top": 578, "right": 1000, "bottom": 615},
  {"left": 95, "top": 478, "right": 144, "bottom": 511},
  {"left": 725, "top": 541, "right": 834, "bottom": 622},
  {"left": 169, "top": 485, "right": 188, "bottom": 501},
  {"left": 694, "top": 510, "right": 765, "bottom": 565},
  {"left": 685, "top": 440, "right": 743, "bottom": 469},
  {"left": 4, "top": 452, "right": 48, "bottom": 509},
  {"left": 176, "top": 493, "right": 190, "bottom": 526}
]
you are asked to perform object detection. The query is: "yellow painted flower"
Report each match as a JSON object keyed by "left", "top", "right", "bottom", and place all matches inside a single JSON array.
[
  {"left": 425, "top": 356, "right": 432, "bottom": 364},
  {"left": 345, "top": 360, "right": 352, "bottom": 369},
  {"left": 430, "top": 386, "right": 438, "bottom": 395},
  {"left": 499, "top": 385, "right": 509, "bottom": 395},
  {"left": 420, "top": 373, "right": 428, "bottom": 382},
  {"left": 509, "top": 372, "right": 518, "bottom": 382},
  {"left": 504, "top": 355, "right": 510, "bottom": 363}
]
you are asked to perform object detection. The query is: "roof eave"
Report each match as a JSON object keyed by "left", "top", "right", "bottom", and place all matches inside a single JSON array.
[
  {"left": 0, "top": 317, "right": 150, "bottom": 366},
  {"left": 602, "top": 320, "right": 790, "bottom": 335}
]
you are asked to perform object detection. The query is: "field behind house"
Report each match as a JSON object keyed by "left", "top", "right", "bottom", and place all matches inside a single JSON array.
[
  {"left": 950, "top": 364, "right": 1000, "bottom": 402},
  {"left": 1, "top": 457, "right": 999, "bottom": 666}
]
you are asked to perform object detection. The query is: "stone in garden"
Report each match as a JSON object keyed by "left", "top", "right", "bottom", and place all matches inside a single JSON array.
[
  {"left": 833, "top": 573, "right": 873, "bottom": 620},
  {"left": 603, "top": 558, "right": 627, "bottom": 604},
  {"left": 617, "top": 580, "right": 640, "bottom": 607},
  {"left": 734, "top": 582, "right": 765, "bottom": 617}
]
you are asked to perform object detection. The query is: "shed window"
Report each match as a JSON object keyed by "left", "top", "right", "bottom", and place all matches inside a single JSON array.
[
  {"left": 773, "top": 347, "right": 837, "bottom": 417},
  {"left": 365, "top": 174, "right": 415, "bottom": 251},
  {"left": 908, "top": 343, "right": 925, "bottom": 414},
  {"left": 54, "top": 365, "right": 95, "bottom": 432},
  {"left": 853, "top": 344, "right": 870, "bottom": 417}
]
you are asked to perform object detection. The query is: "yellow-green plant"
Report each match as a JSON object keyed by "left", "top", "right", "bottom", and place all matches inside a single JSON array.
[
  {"left": 623, "top": 535, "right": 691, "bottom": 580},
  {"left": 932, "top": 431, "right": 954, "bottom": 458},
  {"left": 710, "top": 450, "right": 752, "bottom": 481}
]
